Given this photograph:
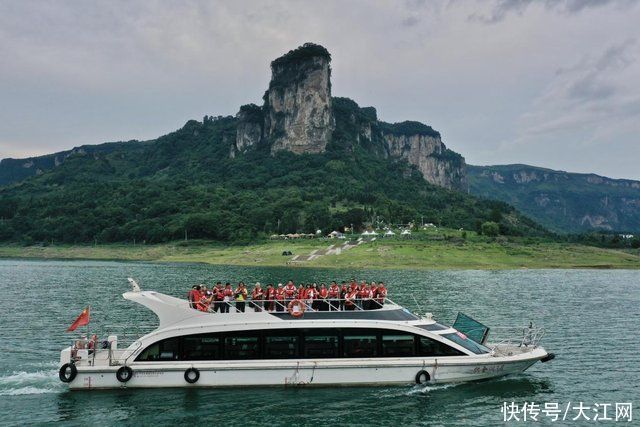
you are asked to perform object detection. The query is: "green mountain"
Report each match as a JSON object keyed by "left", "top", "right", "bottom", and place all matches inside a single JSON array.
[
  {"left": 468, "top": 164, "right": 640, "bottom": 233},
  {"left": 0, "top": 43, "right": 545, "bottom": 244}
]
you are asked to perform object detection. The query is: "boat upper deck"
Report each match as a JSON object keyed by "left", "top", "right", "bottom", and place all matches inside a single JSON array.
[{"left": 122, "top": 290, "right": 430, "bottom": 332}]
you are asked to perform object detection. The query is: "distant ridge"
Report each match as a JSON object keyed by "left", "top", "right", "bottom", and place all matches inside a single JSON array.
[{"left": 469, "top": 164, "right": 640, "bottom": 233}]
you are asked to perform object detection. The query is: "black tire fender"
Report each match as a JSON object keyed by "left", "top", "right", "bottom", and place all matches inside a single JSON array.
[
  {"left": 415, "top": 369, "right": 430, "bottom": 385},
  {"left": 116, "top": 366, "right": 133, "bottom": 383},
  {"left": 59, "top": 363, "right": 77, "bottom": 383},
  {"left": 184, "top": 367, "right": 200, "bottom": 384}
]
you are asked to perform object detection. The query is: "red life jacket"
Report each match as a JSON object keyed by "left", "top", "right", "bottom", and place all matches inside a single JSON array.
[
  {"left": 275, "top": 289, "right": 285, "bottom": 300},
  {"left": 284, "top": 285, "right": 296, "bottom": 298},
  {"left": 328, "top": 286, "right": 339, "bottom": 298},
  {"left": 223, "top": 288, "right": 233, "bottom": 297},
  {"left": 252, "top": 289, "right": 263, "bottom": 300},
  {"left": 345, "top": 290, "right": 358, "bottom": 306},
  {"left": 298, "top": 288, "right": 306, "bottom": 299},
  {"left": 196, "top": 295, "right": 209, "bottom": 311},
  {"left": 266, "top": 288, "right": 275, "bottom": 299},
  {"left": 377, "top": 287, "right": 387, "bottom": 302},
  {"left": 307, "top": 289, "right": 316, "bottom": 299},
  {"left": 359, "top": 288, "right": 370, "bottom": 298},
  {"left": 319, "top": 288, "right": 328, "bottom": 298}
]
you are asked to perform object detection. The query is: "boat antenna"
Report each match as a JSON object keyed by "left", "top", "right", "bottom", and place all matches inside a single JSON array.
[
  {"left": 127, "top": 278, "right": 141, "bottom": 292},
  {"left": 411, "top": 294, "right": 426, "bottom": 316}
]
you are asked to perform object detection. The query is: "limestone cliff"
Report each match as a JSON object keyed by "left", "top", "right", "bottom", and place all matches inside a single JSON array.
[
  {"left": 264, "top": 43, "right": 334, "bottom": 154},
  {"left": 381, "top": 123, "right": 467, "bottom": 190},
  {"left": 231, "top": 104, "right": 263, "bottom": 158},
  {"left": 330, "top": 98, "right": 466, "bottom": 190}
]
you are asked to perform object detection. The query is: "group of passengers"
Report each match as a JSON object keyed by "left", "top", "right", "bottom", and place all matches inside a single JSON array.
[{"left": 187, "top": 279, "right": 388, "bottom": 314}]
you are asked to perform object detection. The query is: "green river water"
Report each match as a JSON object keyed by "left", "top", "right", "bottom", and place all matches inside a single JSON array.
[{"left": 0, "top": 260, "right": 638, "bottom": 426}]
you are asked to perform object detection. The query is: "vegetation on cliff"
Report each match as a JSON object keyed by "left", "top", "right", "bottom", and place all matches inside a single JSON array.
[{"left": 0, "top": 111, "right": 546, "bottom": 244}]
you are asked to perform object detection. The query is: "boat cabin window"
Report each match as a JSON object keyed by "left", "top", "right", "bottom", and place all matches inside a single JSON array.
[
  {"left": 225, "top": 333, "right": 260, "bottom": 360},
  {"left": 442, "top": 332, "right": 490, "bottom": 355},
  {"left": 418, "top": 336, "right": 465, "bottom": 357},
  {"left": 135, "top": 328, "right": 467, "bottom": 362},
  {"left": 302, "top": 329, "right": 339, "bottom": 358},
  {"left": 136, "top": 336, "right": 180, "bottom": 361},
  {"left": 381, "top": 333, "right": 415, "bottom": 357},
  {"left": 343, "top": 330, "right": 378, "bottom": 358},
  {"left": 183, "top": 334, "right": 222, "bottom": 360},
  {"left": 264, "top": 332, "right": 299, "bottom": 359}
]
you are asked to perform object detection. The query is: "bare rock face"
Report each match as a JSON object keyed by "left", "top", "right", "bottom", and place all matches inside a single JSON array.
[
  {"left": 231, "top": 104, "right": 263, "bottom": 158},
  {"left": 265, "top": 43, "right": 334, "bottom": 154},
  {"left": 382, "top": 129, "right": 467, "bottom": 190}
]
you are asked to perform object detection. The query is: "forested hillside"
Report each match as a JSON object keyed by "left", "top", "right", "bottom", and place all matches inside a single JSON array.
[
  {"left": 0, "top": 43, "right": 548, "bottom": 244},
  {"left": 0, "top": 108, "right": 546, "bottom": 244}
]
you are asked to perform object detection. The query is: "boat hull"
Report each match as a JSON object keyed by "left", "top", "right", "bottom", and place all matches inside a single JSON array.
[{"left": 67, "top": 348, "right": 547, "bottom": 390}]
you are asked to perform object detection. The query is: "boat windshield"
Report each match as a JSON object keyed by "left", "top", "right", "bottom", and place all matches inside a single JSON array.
[{"left": 442, "top": 332, "right": 491, "bottom": 354}]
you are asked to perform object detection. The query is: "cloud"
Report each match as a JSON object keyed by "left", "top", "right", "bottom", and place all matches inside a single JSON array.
[
  {"left": 515, "top": 39, "right": 640, "bottom": 144},
  {"left": 0, "top": 0, "right": 639, "bottom": 179},
  {"left": 472, "top": 0, "right": 638, "bottom": 23}
]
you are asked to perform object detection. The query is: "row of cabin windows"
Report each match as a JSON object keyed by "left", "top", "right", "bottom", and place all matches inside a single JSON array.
[{"left": 135, "top": 328, "right": 466, "bottom": 362}]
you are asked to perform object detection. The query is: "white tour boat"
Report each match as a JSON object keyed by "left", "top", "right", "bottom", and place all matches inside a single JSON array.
[{"left": 58, "top": 280, "right": 554, "bottom": 389}]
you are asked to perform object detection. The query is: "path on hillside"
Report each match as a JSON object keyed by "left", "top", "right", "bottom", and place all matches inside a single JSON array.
[{"left": 289, "top": 239, "right": 364, "bottom": 263}]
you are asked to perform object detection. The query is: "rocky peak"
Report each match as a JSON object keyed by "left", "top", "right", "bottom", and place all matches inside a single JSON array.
[{"left": 264, "top": 43, "right": 334, "bottom": 154}]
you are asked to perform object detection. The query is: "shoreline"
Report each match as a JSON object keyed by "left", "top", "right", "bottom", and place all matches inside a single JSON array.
[{"left": 0, "top": 238, "right": 638, "bottom": 270}]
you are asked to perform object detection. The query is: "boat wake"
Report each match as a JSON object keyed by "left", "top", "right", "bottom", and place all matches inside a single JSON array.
[
  {"left": 407, "top": 382, "right": 465, "bottom": 395},
  {"left": 0, "top": 369, "right": 64, "bottom": 396}
]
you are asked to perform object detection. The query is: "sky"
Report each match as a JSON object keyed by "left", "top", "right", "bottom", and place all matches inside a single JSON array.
[{"left": 1, "top": 0, "right": 639, "bottom": 179}]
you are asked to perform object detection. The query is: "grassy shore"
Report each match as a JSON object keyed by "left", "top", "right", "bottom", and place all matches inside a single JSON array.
[{"left": 0, "top": 235, "right": 638, "bottom": 270}]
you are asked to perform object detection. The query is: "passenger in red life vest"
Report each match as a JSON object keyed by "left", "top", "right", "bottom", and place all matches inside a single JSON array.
[
  {"left": 307, "top": 284, "right": 318, "bottom": 311},
  {"left": 187, "top": 285, "right": 200, "bottom": 309},
  {"left": 297, "top": 285, "right": 306, "bottom": 300},
  {"left": 354, "top": 280, "right": 365, "bottom": 309},
  {"left": 318, "top": 283, "right": 329, "bottom": 311},
  {"left": 284, "top": 280, "right": 297, "bottom": 303},
  {"left": 359, "top": 283, "right": 372, "bottom": 310},
  {"left": 344, "top": 287, "right": 358, "bottom": 311},
  {"left": 221, "top": 283, "right": 234, "bottom": 313},
  {"left": 328, "top": 281, "right": 340, "bottom": 311},
  {"left": 265, "top": 283, "right": 276, "bottom": 312},
  {"left": 369, "top": 282, "right": 379, "bottom": 310},
  {"left": 375, "top": 282, "right": 387, "bottom": 308},
  {"left": 213, "top": 282, "right": 224, "bottom": 312},
  {"left": 340, "top": 282, "right": 348, "bottom": 311},
  {"left": 251, "top": 282, "right": 264, "bottom": 312},
  {"left": 275, "top": 283, "right": 286, "bottom": 312},
  {"left": 197, "top": 288, "right": 212, "bottom": 312}
]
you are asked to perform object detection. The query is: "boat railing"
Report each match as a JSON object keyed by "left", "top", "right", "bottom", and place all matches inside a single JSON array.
[
  {"left": 194, "top": 296, "right": 397, "bottom": 313},
  {"left": 69, "top": 338, "right": 143, "bottom": 367},
  {"left": 483, "top": 325, "right": 546, "bottom": 353}
]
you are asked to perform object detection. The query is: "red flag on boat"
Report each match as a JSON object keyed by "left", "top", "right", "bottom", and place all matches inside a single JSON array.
[{"left": 66, "top": 306, "right": 90, "bottom": 332}]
